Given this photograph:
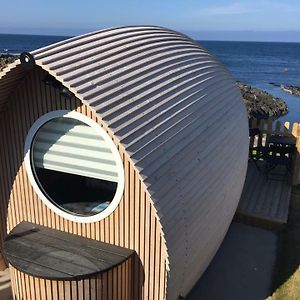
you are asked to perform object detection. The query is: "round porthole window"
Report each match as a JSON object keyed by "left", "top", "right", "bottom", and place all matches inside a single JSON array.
[{"left": 24, "top": 110, "right": 124, "bottom": 223}]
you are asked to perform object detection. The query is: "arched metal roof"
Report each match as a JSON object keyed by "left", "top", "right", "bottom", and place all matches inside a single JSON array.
[
  {"left": 0, "top": 26, "right": 244, "bottom": 183},
  {"left": 0, "top": 26, "right": 249, "bottom": 298}
]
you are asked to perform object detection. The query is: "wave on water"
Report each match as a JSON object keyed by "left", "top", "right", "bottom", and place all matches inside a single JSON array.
[{"left": 1, "top": 49, "right": 19, "bottom": 55}]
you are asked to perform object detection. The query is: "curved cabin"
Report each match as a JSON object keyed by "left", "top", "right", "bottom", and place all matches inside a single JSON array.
[{"left": 0, "top": 26, "right": 248, "bottom": 299}]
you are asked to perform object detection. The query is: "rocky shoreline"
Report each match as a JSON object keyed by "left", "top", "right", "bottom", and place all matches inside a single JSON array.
[
  {"left": 269, "top": 82, "right": 300, "bottom": 97},
  {"left": 0, "top": 54, "right": 289, "bottom": 120},
  {"left": 281, "top": 84, "right": 300, "bottom": 96},
  {"left": 0, "top": 54, "right": 18, "bottom": 72},
  {"left": 238, "top": 82, "right": 288, "bottom": 119}
]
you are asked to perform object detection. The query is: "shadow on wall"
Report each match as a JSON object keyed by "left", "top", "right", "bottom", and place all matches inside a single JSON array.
[{"left": 133, "top": 254, "right": 145, "bottom": 300}]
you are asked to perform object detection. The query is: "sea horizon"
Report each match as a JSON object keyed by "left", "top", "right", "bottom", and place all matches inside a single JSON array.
[
  {"left": 1, "top": 31, "right": 300, "bottom": 44},
  {"left": 1, "top": 32, "right": 300, "bottom": 123}
]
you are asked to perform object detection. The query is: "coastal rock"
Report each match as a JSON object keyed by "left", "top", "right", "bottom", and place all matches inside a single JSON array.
[
  {"left": 281, "top": 84, "right": 300, "bottom": 96},
  {"left": 238, "top": 82, "right": 288, "bottom": 119},
  {"left": 0, "top": 54, "right": 18, "bottom": 72}
]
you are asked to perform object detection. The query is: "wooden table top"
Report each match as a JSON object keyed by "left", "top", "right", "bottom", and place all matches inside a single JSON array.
[{"left": 3, "top": 221, "right": 134, "bottom": 280}]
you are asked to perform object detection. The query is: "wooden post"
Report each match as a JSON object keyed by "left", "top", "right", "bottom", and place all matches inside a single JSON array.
[
  {"left": 266, "top": 118, "right": 273, "bottom": 146},
  {"left": 292, "top": 123, "right": 300, "bottom": 186},
  {"left": 257, "top": 119, "right": 265, "bottom": 148},
  {"left": 275, "top": 120, "right": 281, "bottom": 134},
  {"left": 284, "top": 121, "right": 290, "bottom": 135}
]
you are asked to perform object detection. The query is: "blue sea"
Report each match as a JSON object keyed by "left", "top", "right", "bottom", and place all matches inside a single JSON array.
[
  {"left": 201, "top": 40, "right": 300, "bottom": 124},
  {"left": 1, "top": 33, "right": 300, "bottom": 123}
]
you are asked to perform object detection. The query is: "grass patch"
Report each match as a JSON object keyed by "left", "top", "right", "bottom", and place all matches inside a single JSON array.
[{"left": 270, "top": 188, "right": 300, "bottom": 299}]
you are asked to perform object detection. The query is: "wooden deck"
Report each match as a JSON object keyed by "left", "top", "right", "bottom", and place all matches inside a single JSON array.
[{"left": 235, "top": 161, "right": 291, "bottom": 229}]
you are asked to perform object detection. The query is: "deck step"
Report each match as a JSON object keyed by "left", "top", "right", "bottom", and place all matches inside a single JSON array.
[{"left": 235, "top": 161, "right": 291, "bottom": 230}]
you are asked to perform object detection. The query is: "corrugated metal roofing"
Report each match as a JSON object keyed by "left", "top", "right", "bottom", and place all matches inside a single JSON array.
[{"left": 0, "top": 26, "right": 249, "bottom": 298}]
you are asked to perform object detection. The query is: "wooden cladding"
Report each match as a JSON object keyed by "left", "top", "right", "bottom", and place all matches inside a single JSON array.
[
  {"left": 10, "top": 257, "right": 134, "bottom": 300},
  {"left": 0, "top": 66, "right": 167, "bottom": 299},
  {"left": 0, "top": 27, "right": 251, "bottom": 298}
]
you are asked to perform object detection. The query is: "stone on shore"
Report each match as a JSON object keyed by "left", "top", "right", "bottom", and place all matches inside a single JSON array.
[
  {"left": 0, "top": 54, "right": 18, "bottom": 72},
  {"left": 238, "top": 82, "right": 288, "bottom": 119},
  {"left": 281, "top": 84, "right": 300, "bottom": 96}
]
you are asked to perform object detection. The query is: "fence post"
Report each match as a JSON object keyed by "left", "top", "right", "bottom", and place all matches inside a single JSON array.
[
  {"left": 292, "top": 123, "right": 300, "bottom": 186},
  {"left": 284, "top": 121, "right": 290, "bottom": 135},
  {"left": 266, "top": 118, "right": 273, "bottom": 146}
]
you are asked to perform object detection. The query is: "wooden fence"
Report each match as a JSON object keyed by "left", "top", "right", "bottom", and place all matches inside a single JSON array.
[{"left": 249, "top": 118, "right": 300, "bottom": 185}]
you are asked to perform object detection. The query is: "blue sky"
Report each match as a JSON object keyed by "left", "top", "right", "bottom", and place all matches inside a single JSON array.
[{"left": 1, "top": 0, "right": 300, "bottom": 41}]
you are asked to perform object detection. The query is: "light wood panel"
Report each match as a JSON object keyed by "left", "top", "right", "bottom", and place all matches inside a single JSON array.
[
  {"left": 0, "top": 67, "right": 167, "bottom": 299},
  {"left": 10, "top": 257, "right": 133, "bottom": 300}
]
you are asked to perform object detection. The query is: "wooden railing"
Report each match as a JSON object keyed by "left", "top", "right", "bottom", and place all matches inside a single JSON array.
[{"left": 249, "top": 118, "right": 300, "bottom": 185}]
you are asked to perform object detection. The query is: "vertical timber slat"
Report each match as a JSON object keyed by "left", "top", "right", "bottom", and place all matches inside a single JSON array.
[{"left": 1, "top": 67, "right": 168, "bottom": 300}]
